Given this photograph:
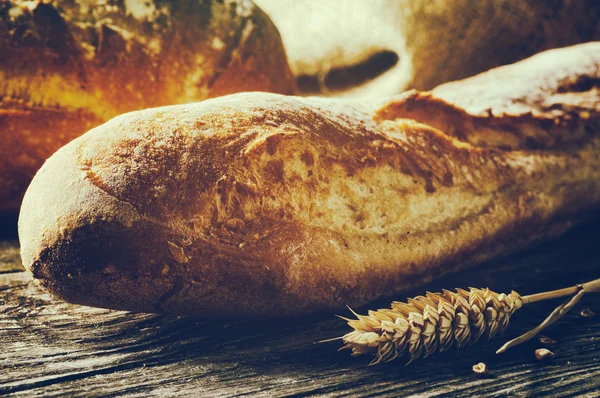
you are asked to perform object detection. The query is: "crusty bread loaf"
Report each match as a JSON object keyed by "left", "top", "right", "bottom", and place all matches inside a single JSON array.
[
  {"left": 256, "top": 0, "right": 600, "bottom": 96},
  {"left": 19, "top": 43, "right": 600, "bottom": 317},
  {"left": 0, "top": 0, "right": 294, "bottom": 212}
]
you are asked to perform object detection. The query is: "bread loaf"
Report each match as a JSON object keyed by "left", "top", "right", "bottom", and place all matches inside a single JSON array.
[
  {"left": 256, "top": 0, "right": 600, "bottom": 96},
  {"left": 0, "top": 0, "right": 294, "bottom": 212},
  {"left": 19, "top": 43, "right": 600, "bottom": 317}
]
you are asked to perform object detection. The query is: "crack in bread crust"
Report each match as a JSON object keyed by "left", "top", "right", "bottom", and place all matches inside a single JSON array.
[{"left": 377, "top": 43, "right": 600, "bottom": 151}]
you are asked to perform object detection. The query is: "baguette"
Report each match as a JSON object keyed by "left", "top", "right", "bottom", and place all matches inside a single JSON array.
[
  {"left": 257, "top": 0, "right": 600, "bottom": 96},
  {"left": 0, "top": 0, "right": 294, "bottom": 212},
  {"left": 19, "top": 43, "right": 600, "bottom": 317}
]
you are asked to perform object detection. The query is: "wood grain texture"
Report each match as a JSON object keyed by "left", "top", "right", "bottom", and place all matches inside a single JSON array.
[{"left": 1, "top": 223, "right": 600, "bottom": 397}]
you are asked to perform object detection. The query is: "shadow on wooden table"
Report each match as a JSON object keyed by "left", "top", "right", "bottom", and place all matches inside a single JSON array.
[{"left": 1, "top": 222, "right": 600, "bottom": 396}]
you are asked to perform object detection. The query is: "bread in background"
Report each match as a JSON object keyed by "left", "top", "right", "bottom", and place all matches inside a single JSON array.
[
  {"left": 256, "top": 0, "right": 600, "bottom": 96},
  {"left": 0, "top": 0, "right": 295, "bottom": 212}
]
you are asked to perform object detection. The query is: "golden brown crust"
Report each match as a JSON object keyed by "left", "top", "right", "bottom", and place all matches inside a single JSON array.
[
  {"left": 18, "top": 43, "right": 600, "bottom": 317},
  {"left": 0, "top": 0, "right": 295, "bottom": 211},
  {"left": 376, "top": 42, "right": 600, "bottom": 151}
]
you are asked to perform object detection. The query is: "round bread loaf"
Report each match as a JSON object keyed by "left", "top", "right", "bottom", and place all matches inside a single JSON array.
[{"left": 0, "top": 0, "right": 295, "bottom": 212}]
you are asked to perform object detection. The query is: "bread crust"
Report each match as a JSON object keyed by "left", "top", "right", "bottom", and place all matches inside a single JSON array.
[
  {"left": 0, "top": 0, "right": 295, "bottom": 211},
  {"left": 19, "top": 43, "right": 600, "bottom": 316}
]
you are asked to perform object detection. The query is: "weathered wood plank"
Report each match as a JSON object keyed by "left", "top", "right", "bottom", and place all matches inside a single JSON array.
[{"left": 1, "top": 223, "right": 600, "bottom": 396}]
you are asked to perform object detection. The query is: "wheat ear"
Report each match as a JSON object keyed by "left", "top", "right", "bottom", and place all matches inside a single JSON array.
[
  {"left": 332, "top": 278, "right": 600, "bottom": 365},
  {"left": 337, "top": 288, "right": 522, "bottom": 365}
]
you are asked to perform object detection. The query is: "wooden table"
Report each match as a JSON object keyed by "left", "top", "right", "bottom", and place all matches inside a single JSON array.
[{"left": 1, "top": 223, "right": 599, "bottom": 397}]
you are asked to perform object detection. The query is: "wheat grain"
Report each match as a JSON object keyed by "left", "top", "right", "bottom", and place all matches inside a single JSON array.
[{"left": 339, "top": 288, "right": 523, "bottom": 365}]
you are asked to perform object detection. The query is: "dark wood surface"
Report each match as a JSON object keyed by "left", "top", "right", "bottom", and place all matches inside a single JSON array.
[{"left": 1, "top": 223, "right": 600, "bottom": 397}]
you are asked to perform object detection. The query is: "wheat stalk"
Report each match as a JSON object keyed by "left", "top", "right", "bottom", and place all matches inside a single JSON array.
[
  {"left": 336, "top": 288, "right": 522, "bottom": 365},
  {"left": 331, "top": 278, "right": 600, "bottom": 365}
]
